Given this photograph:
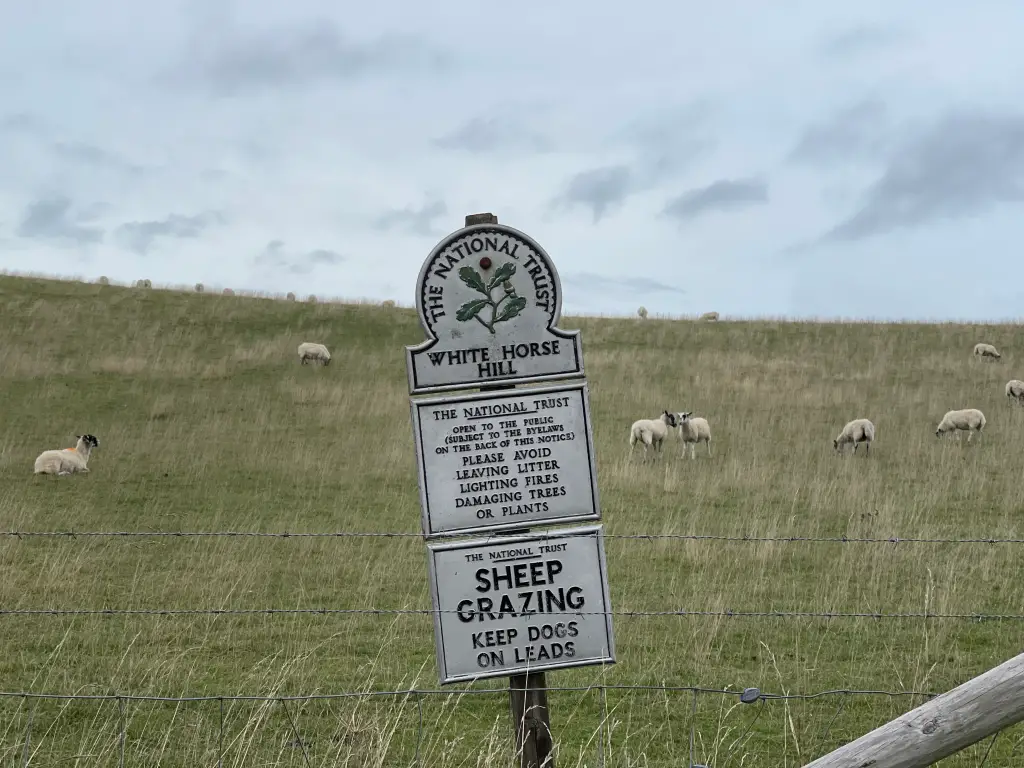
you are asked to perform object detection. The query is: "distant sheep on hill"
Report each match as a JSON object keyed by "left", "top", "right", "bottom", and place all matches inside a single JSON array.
[
  {"left": 382, "top": 299, "right": 396, "bottom": 308},
  {"left": 194, "top": 283, "right": 204, "bottom": 293},
  {"left": 974, "top": 343, "right": 1001, "bottom": 360},
  {"left": 699, "top": 311, "right": 719, "bottom": 321},
  {"left": 936, "top": 408, "right": 986, "bottom": 441},
  {"left": 307, "top": 294, "right": 318, "bottom": 304},
  {"left": 97, "top": 276, "right": 110, "bottom": 285},
  {"left": 629, "top": 411, "right": 676, "bottom": 458},
  {"left": 298, "top": 342, "right": 331, "bottom": 366},
  {"left": 637, "top": 306, "right": 648, "bottom": 320},
  {"left": 223, "top": 288, "right": 234, "bottom": 296},
  {"left": 286, "top": 292, "right": 296, "bottom": 301},
  {"left": 833, "top": 418, "right": 875, "bottom": 456},
  {"left": 675, "top": 411, "right": 713, "bottom": 459},
  {"left": 34, "top": 434, "right": 100, "bottom": 476},
  {"left": 1006, "top": 380, "right": 1024, "bottom": 405},
  {"left": 135, "top": 279, "right": 152, "bottom": 289}
]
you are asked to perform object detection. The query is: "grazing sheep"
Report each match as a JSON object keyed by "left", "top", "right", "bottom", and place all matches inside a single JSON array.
[
  {"left": 97, "top": 276, "right": 110, "bottom": 285},
  {"left": 637, "top": 306, "right": 648, "bottom": 320},
  {"left": 833, "top": 418, "right": 875, "bottom": 456},
  {"left": 699, "top": 311, "right": 720, "bottom": 322},
  {"left": 629, "top": 411, "right": 676, "bottom": 458},
  {"left": 34, "top": 434, "right": 100, "bottom": 476},
  {"left": 134, "top": 279, "right": 152, "bottom": 289},
  {"left": 675, "top": 411, "right": 713, "bottom": 459},
  {"left": 307, "top": 294, "right": 318, "bottom": 304},
  {"left": 935, "top": 408, "right": 986, "bottom": 441},
  {"left": 223, "top": 288, "right": 234, "bottom": 296},
  {"left": 974, "top": 343, "right": 1001, "bottom": 360},
  {"left": 382, "top": 299, "right": 396, "bottom": 308},
  {"left": 194, "top": 283, "right": 204, "bottom": 293},
  {"left": 298, "top": 342, "right": 331, "bottom": 366},
  {"left": 286, "top": 292, "right": 296, "bottom": 301},
  {"left": 1006, "top": 380, "right": 1024, "bottom": 405}
]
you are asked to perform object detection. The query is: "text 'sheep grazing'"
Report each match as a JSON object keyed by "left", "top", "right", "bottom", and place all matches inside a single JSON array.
[{"left": 457, "top": 545, "right": 584, "bottom": 668}]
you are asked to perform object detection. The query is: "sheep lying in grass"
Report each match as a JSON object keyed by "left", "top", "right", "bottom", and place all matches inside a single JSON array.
[
  {"left": 34, "top": 434, "right": 100, "bottom": 475},
  {"left": 974, "top": 343, "right": 1001, "bottom": 360},
  {"left": 629, "top": 411, "right": 676, "bottom": 458},
  {"left": 1007, "top": 380, "right": 1024, "bottom": 405},
  {"left": 833, "top": 418, "right": 875, "bottom": 456},
  {"left": 935, "top": 408, "right": 986, "bottom": 441},
  {"left": 298, "top": 342, "right": 331, "bottom": 366},
  {"left": 675, "top": 411, "right": 712, "bottom": 459}
]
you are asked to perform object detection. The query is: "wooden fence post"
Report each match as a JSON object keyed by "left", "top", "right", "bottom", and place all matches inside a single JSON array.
[
  {"left": 466, "top": 211, "right": 555, "bottom": 768},
  {"left": 801, "top": 650, "right": 1024, "bottom": 767}
]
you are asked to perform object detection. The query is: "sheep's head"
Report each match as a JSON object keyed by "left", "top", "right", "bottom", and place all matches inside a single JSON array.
[
  {"left": 677, "top": 411, "right": 692, "bottom": 424},
  {"left": 77, "top": 434, "right": 100, "bottom": 449},
  {"left": 663, "top": 410, "right": 678, "bottom": 427}
]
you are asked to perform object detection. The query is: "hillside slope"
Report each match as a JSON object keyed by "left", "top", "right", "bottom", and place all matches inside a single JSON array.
[{"left": 0, "top": 275, "right": 1021, "bottom": 766}]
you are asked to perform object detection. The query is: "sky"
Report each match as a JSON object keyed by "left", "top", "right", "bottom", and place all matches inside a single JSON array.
[{"left": 2, "top": 1, "right": 1024, "bottom": 321}]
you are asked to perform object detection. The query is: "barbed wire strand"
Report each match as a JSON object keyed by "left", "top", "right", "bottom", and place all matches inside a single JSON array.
[
  {"left": 0, "top": 607, "right": 1018, "bottom": 620},
  {"left": 3, "top": 530, "right": 1022, "bottom": 544},
  {"left": 0, "top": 685, "right": 936, "bottom": 703}
]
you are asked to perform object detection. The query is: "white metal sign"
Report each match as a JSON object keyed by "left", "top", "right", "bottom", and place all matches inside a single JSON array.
[
  {"left": 411, "top": 382, "right": 601, "bottom": 538},
  {"left": 406, "top": 223, "right": 584, "bottom": 395},
  {"left": 427, "top": 525, "right": 616, "bottom": 685}
]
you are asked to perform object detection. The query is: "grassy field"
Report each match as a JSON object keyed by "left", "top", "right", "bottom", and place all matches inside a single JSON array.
[{"left": 1, "top": 273, "right": 1022, "bottom": 766}]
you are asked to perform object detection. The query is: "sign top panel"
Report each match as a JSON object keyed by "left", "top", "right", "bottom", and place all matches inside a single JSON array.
[{"left": 406, "top": 223, "right": 584, "bottom": 395}]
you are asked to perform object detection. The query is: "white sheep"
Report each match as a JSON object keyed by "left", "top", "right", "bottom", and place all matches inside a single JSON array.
[
  {"left": 833, "top": 418, "right": 875, "bottom": 456},
  {"left": 637, "top": 306, "right": 648, "bottom": 320},
  {"left": 298, "top": 342, "right": 331, "bottom": 366},
  {"left": 628, "top": 411, "right": 676, "bottom": 458},
  {"left": 1006, "top": 380, "right": 1024, "bottom": 405},
  {"left": 699, "top": 311, "right": 719, "bottom": 322},
  {"left": 935, "top": 408, "right": 986, "bottom": 441},
  {"left": 34, "top": 434, "right": 100, "bottom": 476},
  {"left": 286, "top": 292, "right": 297, "bottom": 301},
  {"left": 973, "top": 343, "right": 1001, "bottom": 360},
  {"left": 675, "top": 411, "right": 712, "bottom": 459}
]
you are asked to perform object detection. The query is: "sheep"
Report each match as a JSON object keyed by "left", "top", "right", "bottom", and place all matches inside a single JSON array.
[
  {"left": 223, "top": 288, "right": 234, "bottom": 296},
  {"left": 675, "top": 411, "right": 713, "bottom": 459},
  {"left": 286, "top": 292, "right": 296, "bottom": 301},
  {"left": 973, "top": 343, "right": 1001, "bottom": 360},
  {"left": 1006, "top": 380, "right": 1024, "bottom": 405},
  {"left": 935, "top": 408, "right": 986, "bottom": 441},
  {"left": 194, "top": 283, "right": 204, "bottom": 293},
  {"left": 833, "top": 418, "right": 875, "bottom": 456},
  {"left": 699, "top": 311, "right": 720, "bottom": 322},
  {"left": 34, "top": 434, "right": 100, "bottom": 476},
  {"left": 637, "top": 306, "right": 648, "bottom": 320},
  {"left": 97, "top": 276, "right": 110, "bottom": 285},
  {"left": 628, "top": 411, "right": 676, "bottom": 458},
  {"left": 298, "top": 342, "right": 331, "bottom": 366},
  {"left": 382, "top": 299, "right": 396, "bottom": 308},
  {"left": 307, "top": 294, "right": 318, "bottom": 304}
]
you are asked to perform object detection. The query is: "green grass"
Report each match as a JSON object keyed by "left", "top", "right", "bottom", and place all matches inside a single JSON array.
[{"left": 1, "top": 274, "right": 1023, "bottom": 766}]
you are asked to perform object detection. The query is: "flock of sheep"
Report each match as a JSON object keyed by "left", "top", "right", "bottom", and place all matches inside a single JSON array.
[
  {"left": 32, "top": 341, "right": 334, "bottom": 476},
  {"left": 628, "top": 341, "right": 1024, "bottom": 461}
]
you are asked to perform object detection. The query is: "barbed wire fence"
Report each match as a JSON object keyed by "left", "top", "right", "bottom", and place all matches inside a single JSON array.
[{"left": 3, "top": 527, "right": 1023, "bottom": 765}]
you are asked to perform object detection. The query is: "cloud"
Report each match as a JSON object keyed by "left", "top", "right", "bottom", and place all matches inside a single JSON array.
[
  {"left": 253, "top": 240, "right": 345, "bottom": 274},
  {"left": 551, "top": 165, "right": 632, "bottom": 223},
  {"left": 52, "top": 141, "right": 144, "bottom": 175},
  {"left": 177, "top": 21, "right": 449, "bottom": 94},
  {"left": 563, "top": 272, "right": 686, "bottom": 296},
  {"left": 662, "top": 178, "right": 769, "bottom": 223},
  {"left": 0, "top": 113, "right": 43, "bottom": 135},
  {"left": 823, "top": 111, "right": 1024, "bottom": 242},
  {"left": 788, "top": 100, "right": 892, "bottom": 167},
  {"left": 16, "top": 196, "right": 103, "bottom": 245},
  {"left": 373, "top": 199, "right": 447, "bottom": 236},
  {"left": 115, "top": 212, "right": 225, "bottom": 254},
  {"left": 822, "top": 25, "right": 907, "bottom": 58},
  {"left": 433, "top": 117, "right": 553, "bottom": 154}
]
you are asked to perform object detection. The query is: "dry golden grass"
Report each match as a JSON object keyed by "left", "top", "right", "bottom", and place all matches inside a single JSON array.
[{"left": 0, "top": 273, "right": 1022, "bottom": 765}]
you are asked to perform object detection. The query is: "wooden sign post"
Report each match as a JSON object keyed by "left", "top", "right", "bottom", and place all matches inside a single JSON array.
[{"left": 406, "top": 212, "right": 615, "bottom": 768}]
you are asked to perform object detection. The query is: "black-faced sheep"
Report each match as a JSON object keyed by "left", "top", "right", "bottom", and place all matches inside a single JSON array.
[
  {"left": 936, "top": 408, "right": 986, "bottom": 441},
  {"left": 834, "top": 418, "right": 875, "bottom": 455},
  {"left": 34, "top": 434, "right": 100, "bottom": 476},
  {"left": 629, "top": 411, "right": 676, "bottom": 458}
]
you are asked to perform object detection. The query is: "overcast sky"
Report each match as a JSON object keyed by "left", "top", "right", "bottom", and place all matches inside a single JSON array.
[{"left": 2, "top": 1, "right": 1023, "bottom": 321}]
